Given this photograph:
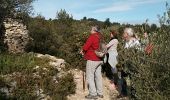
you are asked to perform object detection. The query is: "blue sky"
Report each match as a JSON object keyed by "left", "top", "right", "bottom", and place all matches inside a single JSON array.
[{"left": 33, "top": 0, "right": 169, "bottom": 25}]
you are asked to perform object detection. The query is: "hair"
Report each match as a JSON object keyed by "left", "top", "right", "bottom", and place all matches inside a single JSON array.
[
  {"left": 92, "top": 25, "right": 100, "bottom": 32},
  {"left": 124, "top": 28, "right": 134, "bottom": 37},
  {"left": 110, "top": 30, "right": 118, "bottom": 40}
]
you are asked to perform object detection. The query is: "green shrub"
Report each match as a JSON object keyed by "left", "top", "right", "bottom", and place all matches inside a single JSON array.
[
  {"left": 43, "top": 73, "right": 76, "bottom": 100},
  {"left": 117, "top": 26, "right": 170, "bottom": 100},
  {"left": 0, "top": 53, "right": 35, "bottom": 74},
  {"left": 0, "top": 53, "right": 76, "bottom": 100}
]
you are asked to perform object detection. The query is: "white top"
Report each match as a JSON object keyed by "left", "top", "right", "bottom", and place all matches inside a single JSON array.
[
  {"left": 106, "top": 39, "right": 118, "bottom": 54},
  {"left": 125, "top": 38, "right": 141, "bottom": 49},
  {"left": 104, "top": 39, "right": 118, "bottom": 73}
]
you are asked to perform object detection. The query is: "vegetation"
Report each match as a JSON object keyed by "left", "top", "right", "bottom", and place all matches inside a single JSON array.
[
  {"left": 0, "top": 0, "right": 35, "bottom": 53},
  {"left": 0, "top": 0, "right": 170, "bottom": 99},
  {"left": 0, "top": 53, "right": 75, "bottom": 100},
  {"left": 117, "top": 3, "right": 170, "bottom": 99}
]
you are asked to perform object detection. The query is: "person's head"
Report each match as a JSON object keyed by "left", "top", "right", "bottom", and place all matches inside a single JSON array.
[
  {"left": 143, "top": 32, "right": 148, "bottom": 38},
  {"left": 91, "top": 26, "right": 100, "bottom": 34},
  {"left": 123, "top": 28, "right": 134, "bottom": 41},
  {"left": 110, "top": 30, "right": 118, "bottom": 39}
]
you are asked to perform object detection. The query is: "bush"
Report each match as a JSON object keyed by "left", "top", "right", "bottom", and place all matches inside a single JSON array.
[
  {"left": 0, "top": 53, "right": 35, "bottom": 74},
  {"left": 117, "top": 25, "right": 170, "bottom": 100},
  {"left": 0, "top": 53, "right": 76, "bottom": 100},
  {"left": 47, "top": 73, "right": 76, "bottom": 100}
]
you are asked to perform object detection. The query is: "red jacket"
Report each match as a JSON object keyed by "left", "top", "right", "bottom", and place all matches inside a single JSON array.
[{"left": 83, "top": 32, "right": 101, "bottom": 61}]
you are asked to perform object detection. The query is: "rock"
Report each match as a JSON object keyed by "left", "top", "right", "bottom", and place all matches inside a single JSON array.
[
  {"left": 36, "top": 53, "right": 65, "bottom": 71},
  {"left": 0, "top": 87, "right": 9, "bottom": 96},
  {"left": 36, "top": 54, "right": 44, "bottom": 58},
  {"left": 57, "top": 71, "right": 67, "bottom": 78},
  {"left": 34, "top": 65, "right": 40, "bottom": 69},
  {"left": 10, "top": 81, "right": 17, "bottom": 88},
  {"left": 35, "top": 88, "right": 52, "bottom": 100},
  {"left": 49, "top": 60, "right": 64, "bottom": 67},
  {"left": 44, "top": 54, "right": 58, "bottom": 61},
  {"left": 3, "top": 18, "right": 31, "bottom": 53}
]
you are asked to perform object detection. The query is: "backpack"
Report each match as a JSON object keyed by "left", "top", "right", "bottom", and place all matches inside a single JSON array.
[
  {"left": 144, "top": 43, "right": 154, "bottom": 54},
  {"left": 94, "top": 34, "right": 107, "bottom": 58}
]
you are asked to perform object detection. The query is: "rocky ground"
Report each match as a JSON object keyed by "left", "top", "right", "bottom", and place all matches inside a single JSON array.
[
  {"left": 0, "top": 53, "right": 129, "bottom": 100},
  {"left": 68, "top": 69, "right": 129, "bottom": 100}
]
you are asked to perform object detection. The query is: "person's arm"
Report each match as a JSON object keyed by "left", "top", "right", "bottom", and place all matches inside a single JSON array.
[
  {"left": 135, "top": 40, "right": 141, "bottom": 50},
  {"left": 83, "top": 35, "right": 93, "bottom": 52},
  {"left": 106, "top": 39, "right": 118, "bottom": 49}
]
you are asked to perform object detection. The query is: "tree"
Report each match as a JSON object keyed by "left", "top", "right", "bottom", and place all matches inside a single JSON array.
[
  {"left": 55, "top": 9, "right": 74, "bottom": 37},
  {"left": 157, "top": 2, "right": 170, "bottom": 26},
  {"left": 0, "top": 0, "right": 35, "bottom": 52},
  {"left": 122, "top": 3, "right": 170, "bottom": 99},
  {"left": 104, "top": 18, "right": 111, "bottom": 28},
  {"left": 82, "top": 16, "right": 87, "bottom": 20},
  {"left": 87, "top": 18, "right": 98, "bottom": 21},
  {"left": 166, "top": 2, "right": 170, "bottom": 24},
  {"left": 0, "top": 0, "right": 35, "bottom": 21},
  {"left": 56, "top": 9, "right": 73, "bottom": 21},
  {"left": 150, "top": 24, "right": 157, "bottom": 32}
]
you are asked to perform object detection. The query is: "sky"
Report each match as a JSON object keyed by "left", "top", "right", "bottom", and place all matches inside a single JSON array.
[{"left": 32, "top": 0, "right": 169, "bottom": 25}]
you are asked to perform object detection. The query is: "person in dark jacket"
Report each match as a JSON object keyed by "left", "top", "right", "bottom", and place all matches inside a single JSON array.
[{"left": 117, "top": 66, "right": 128, "bottom": 98}]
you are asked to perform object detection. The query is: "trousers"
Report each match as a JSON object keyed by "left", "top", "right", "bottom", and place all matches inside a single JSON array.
[{"left": 86, "top": 60, "right": 103, "bottom": 95}]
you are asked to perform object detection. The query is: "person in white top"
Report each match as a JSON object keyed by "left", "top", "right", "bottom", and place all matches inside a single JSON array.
[
  {"left": 123, "top": 28, "right": 141, "bottom": 49},
  {"left": 104, "top": 30, "right": 119, "bottom": 83},
  {"left": 117, "top": 28, "right": 141, "bottom": 98}
]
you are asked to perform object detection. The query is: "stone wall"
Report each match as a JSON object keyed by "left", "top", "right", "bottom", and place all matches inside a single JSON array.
[{"left": 3, "top": 18, "right": 30, "bottom": 53}]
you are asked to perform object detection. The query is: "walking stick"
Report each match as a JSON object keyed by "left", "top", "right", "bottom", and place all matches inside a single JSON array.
[
  {"left": 79, "top": 50, "right": 86, "bottom": 91},
  {"left": 83, "top": 71, "right": 85, "bottom": 91}
]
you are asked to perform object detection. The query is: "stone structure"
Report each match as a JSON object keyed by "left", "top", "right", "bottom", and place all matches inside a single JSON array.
[{"left": 3, "top": 18, "right": 30, "bottom": 53}]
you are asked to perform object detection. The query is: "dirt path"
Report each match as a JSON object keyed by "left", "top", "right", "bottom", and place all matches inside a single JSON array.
[{"left": 67, "top": 69, "right": 128, "bottom": 100}]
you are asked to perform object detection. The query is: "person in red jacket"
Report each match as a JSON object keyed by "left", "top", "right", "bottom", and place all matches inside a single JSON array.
[{"left": 80, "top": 26, "right": 103, "bottom": 99}]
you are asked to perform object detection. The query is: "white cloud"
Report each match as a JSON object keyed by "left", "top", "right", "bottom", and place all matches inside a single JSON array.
[
  {"left": 94, "top": 2, "right": 132, "bottom": 13},
  {"left": 94, "top": 0, "right": 166, "bottom": 13}
]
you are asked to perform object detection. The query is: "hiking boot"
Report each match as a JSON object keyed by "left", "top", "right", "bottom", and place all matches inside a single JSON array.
[
  {"left": 117, "top": 94, "right": 123, "bottom": 98},
  {"left": 97, "top": 94, "right": 104, "bottom": 98},
  {"left": 85, "top": 94, "right": 98, "bottom": 99},
  {"left": 117, "top": 94, "right": 127, "bottom": 99}
]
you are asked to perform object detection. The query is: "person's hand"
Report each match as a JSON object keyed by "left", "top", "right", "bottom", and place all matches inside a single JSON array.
[{"left": 80, "top": 50, "right": 84, "bottom": 56}]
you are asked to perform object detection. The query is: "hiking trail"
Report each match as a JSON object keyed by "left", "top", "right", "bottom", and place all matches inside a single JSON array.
[{"left": 67, "top": 69, "right": 128, "bottom": 100}]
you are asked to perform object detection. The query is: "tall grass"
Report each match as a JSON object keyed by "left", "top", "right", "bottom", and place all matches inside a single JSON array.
[{"left": 0, "top": 53, "right": 35, "bottom": 74}]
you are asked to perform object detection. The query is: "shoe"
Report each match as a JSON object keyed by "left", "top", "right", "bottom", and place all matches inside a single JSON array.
[
  {"left": 117, "top": 94, "right": 126, "bottom": 98},
  {"left": 85, "top": 94, "right": 98, "bottom": 99},
  {"left": 110, "top": 80, "right": 114, "bottom": 84},
  {"left": 97, "top": 94, "right": 104, "bottom": 98}
]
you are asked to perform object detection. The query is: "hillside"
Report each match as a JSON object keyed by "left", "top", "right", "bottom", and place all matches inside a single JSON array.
[{"left": 0, "top": 1, "right": 170, "bottom": 100}]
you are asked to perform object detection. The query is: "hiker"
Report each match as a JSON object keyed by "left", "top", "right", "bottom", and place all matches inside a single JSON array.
[
  {"left": 140, "top": 32, "right": 154, "bottom": 54},
  {"left": 117, "top": 65, "right": 128, "bottom": 98},
  {"left": 123, "top": 28, "right": 141, "bottom": 49},
  {"left": 104, "top": 30, "right": 119, "bottom": 85},
  {"left": 141, "top": 32, "right": 149, "bottom": 51},
  {"left": 117, "top": 27, "right": 141, "bottom": 98},
  {"left": 80, "top": 26, "right": 103, "bottom": 99}
]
